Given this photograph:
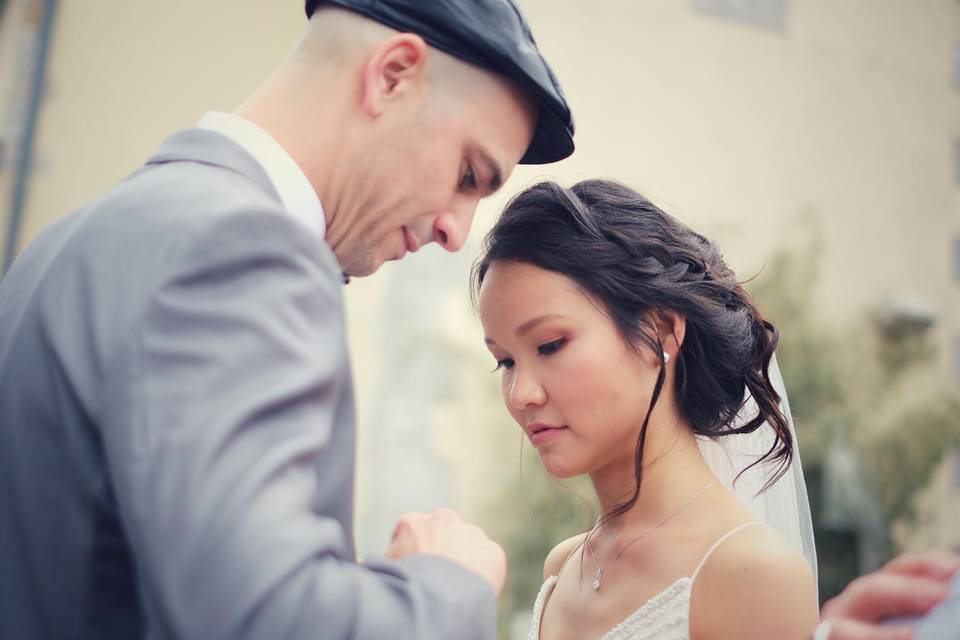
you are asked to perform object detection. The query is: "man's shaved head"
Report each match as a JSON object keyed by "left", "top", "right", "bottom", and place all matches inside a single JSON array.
[
  {"left": 238, "top": 5, "right": 537, "bottom": 276},
  {"left": 298, "top": 7, "right": 398, "bottom": 66},
  {"left": 295, "top": 6, "right": 534, "bottom": 117}
]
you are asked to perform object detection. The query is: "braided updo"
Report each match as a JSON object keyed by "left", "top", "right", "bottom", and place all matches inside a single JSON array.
[{"left": 473, "top": 179, "right": 791, "bottom": 521}]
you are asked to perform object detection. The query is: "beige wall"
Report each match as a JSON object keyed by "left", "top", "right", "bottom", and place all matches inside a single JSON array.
[
  {"left": 1, "top": 1, "right": 958, "bottom": 545},
  {"left": 12, "top": 0, "right": 305, "bottom": 243},
  {"left": 489, "top": 0, "right": 960, "bottom": 365}
]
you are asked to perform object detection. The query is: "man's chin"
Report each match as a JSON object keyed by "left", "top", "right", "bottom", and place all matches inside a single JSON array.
[
  {"left": 337, "top": 252, "right": 377, "bottom": 279},
  {"left": 374, "top": 248, "right": 414, "bottom": 270},
  {"left": 343, "top": 257, "right": 387, "bottom": 279},
  {"left": 340, "top": 244, "right": 415, "bottom": 278}
]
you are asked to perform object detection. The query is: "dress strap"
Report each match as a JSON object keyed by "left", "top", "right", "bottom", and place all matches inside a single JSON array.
[{"left": 690, "top": 521, "right": 764, "bottom": 586}]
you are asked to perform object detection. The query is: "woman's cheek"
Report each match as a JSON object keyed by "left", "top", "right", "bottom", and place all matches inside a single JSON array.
[{"left": 500, "top": 376, "right": 521, "bottom": 423}]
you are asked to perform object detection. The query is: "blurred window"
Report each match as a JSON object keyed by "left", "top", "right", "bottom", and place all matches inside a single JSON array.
[
  {"left": 953, "top": 449, "right": 960, "bottom": 488},
  {"left": 955, "top": 336, "right": 960, "bottom": 385},
  {"left": 954, "top": 237, "right": 960, "bottom": 281},
  {"left": 954, "top": 138, "right": 960, "bottom": 186},
  {"left": 954, "top": 43, "right": 960, "bottom": 90},
  {"left": 0, "top": 0, "right": 8, "bottom": 173},
  {"left": 691, "top": 0, "right": 789, "bottom": 31}
]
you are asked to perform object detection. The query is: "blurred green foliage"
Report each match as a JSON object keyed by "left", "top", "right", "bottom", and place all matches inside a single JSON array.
[
  {"left": 867, "top": 397, "right": 960, "bottom": 525},
  {"left": 489, "top": 462, "right": 593, "bottom": 638},
  {"left": 749, "top": 224, "right": 958, "bottom": 601}
]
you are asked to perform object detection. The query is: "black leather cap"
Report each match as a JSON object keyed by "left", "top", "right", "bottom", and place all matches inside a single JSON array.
[{"left": 305, "top": 0, "right": 574, "bottom": 164}]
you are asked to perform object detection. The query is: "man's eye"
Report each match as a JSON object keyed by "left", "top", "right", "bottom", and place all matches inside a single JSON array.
[
  {"left": 538, "top": 338, "right": 566, "bottom": 356},
  {"left": 460, "top": 165, "right": 477, "bottom": 191},
  {"left": 492, "top": 358, "right": 514, "bottom": 372}
]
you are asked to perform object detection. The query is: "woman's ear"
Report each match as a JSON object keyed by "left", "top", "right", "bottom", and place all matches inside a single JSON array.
[
  {"left": 655, "top": 310, "right": 686, "bottom": 364},
  {"left": 360, "top": 33, "right": 429, "bottom": 117}
]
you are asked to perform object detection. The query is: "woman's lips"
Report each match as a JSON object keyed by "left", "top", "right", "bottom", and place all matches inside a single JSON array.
[{"left": 529, "top": 425, "right": 568, "bottom": 446}]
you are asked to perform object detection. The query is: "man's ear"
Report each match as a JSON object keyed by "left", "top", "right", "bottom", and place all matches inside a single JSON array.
[{"left": 360, "top": 33, "right": 429, "bottom": 117}]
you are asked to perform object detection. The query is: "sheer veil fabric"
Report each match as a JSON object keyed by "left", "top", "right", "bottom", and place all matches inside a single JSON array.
[{"left": 695, "top": 353, "right": 819, "bottom": 597}]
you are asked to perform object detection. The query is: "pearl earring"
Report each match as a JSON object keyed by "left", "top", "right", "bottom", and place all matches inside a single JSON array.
[{"left": 663, "top": 351, "right": 671, "bottom": 364}]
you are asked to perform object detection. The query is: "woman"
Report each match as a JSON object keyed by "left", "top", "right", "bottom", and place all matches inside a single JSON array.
[{"left": 474, "top": 180, "right": 819, "bottom": 640}]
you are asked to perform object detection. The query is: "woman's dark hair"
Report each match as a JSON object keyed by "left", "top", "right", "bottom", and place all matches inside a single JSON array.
[{"left": 472, "top": 179, "right": 792, "bottom": 523}]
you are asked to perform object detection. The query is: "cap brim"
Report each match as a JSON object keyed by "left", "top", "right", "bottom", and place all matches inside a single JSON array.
[{"left": 520, "top": 105, "right": 574, "bottom": 165}]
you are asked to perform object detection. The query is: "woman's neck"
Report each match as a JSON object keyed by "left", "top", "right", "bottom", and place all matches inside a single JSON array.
[{"left": 589, "top": 419, "right": 716, "bottom": 536}]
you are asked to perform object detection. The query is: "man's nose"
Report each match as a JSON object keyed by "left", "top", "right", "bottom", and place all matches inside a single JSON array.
[{"left": 432, "top": 199, "right": 479, "bottom": 252}]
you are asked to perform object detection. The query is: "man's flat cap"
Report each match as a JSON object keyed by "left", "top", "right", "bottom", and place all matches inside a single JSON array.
[{"left": 305, "top": 0, "right": 574, "bottom": 164}]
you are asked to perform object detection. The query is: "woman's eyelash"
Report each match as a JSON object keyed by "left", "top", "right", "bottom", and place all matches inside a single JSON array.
[
  {"left": 538, "top": 338, "right": 567, "bottom": 355},
  {"left": 491, "top": 339, "right": 565, "bottom": 372},
  {"left": 460, "top": 165, "right": 477, "bottom": 191}
]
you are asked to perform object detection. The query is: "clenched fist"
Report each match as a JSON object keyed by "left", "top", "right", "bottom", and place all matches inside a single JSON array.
[{"left": 386, "top": 508, "right": 507, "bottom": 597}]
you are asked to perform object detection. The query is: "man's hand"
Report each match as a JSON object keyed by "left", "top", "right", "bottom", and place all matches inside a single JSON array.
[
  {"left": 817, "top": 551, "right": 960, "bottom": 640},
  {"left": 386, "top": 508, "right": 507, "bottom": 597}
]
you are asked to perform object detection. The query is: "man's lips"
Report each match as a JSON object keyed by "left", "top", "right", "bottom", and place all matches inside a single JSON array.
[
  {"left": 527, "top": 423, "right": 568, "bottom": 446},
  {"left": 403, "top": 227, "right": 421, "bottom": 254}
]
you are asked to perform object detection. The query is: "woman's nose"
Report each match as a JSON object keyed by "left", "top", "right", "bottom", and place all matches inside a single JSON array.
[{"left": 507, "top": 368, "right": 546, "bottom": 410}]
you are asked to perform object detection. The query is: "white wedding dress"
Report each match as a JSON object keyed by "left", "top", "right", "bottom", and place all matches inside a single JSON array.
[{"left": 526, "top": 522, "right": 763, "bottom": 640}]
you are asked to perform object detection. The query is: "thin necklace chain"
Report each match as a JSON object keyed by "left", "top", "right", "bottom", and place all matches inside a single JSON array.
[{"left": 585, "top": 479, "right": 717, "bottom": 592}]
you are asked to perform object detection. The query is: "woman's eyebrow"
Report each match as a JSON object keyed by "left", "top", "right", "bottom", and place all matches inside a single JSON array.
[{"left": 515, "top": 313, "right": 566, "bottom": 336}]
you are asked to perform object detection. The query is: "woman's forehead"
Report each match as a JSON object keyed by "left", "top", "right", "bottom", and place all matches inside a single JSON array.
[{"left": 479, "top": 261, "right": 603, "bottom": 326}]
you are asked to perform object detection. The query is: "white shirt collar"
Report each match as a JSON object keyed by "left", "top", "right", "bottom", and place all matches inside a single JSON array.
[{"left": 197, "top": 111, "right": 325, "bottom": 237}]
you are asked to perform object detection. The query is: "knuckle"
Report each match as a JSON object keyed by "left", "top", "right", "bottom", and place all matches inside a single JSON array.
[
  {"left": 391, "top": 519, "right": 411, "bottom": 537},
  {"left": 820, "top": 598, "right": 840, "bottom": 618},
  {"left": 885, "top": 551, "right": 921, "bottom": 570},
  {"left": 429, "top": 508, "right": 459, "bottom": 525},
  {"left": 847, "top": 575, "right": 871, "bottom": 596}
]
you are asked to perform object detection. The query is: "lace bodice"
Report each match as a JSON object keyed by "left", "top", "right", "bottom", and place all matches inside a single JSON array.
[
  {"left": 526, "top": 522, "right": 762, "bottom": 640},
  {"left": 527, "top": 575, "right": 692, "bottom": 640}
]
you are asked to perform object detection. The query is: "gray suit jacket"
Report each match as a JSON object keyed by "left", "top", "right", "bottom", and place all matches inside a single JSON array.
[
  {"left": 915, "top": 573, "right": 960, "bottom": 639},
  {"left": 884, "top": 572, "right": 960, "bottom": 637},
  {"left": 0, "top": 128, "right": 495, "bottom": 639}
]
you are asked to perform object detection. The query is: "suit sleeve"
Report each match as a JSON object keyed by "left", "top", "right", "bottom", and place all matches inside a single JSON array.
[
  {"left": 915, "top": 575, "right": 960, "bottom": 639},
  {"left": 98, "top": 208, "right": 496, "bottom": 640}
]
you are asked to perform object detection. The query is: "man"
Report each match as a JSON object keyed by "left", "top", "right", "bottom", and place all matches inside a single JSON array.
[
  {"left": 0, "top": 1, "right": 573, "bottom": 638},
  {"left": 816, "top": 550, "right": 960, "bottom": 640}
]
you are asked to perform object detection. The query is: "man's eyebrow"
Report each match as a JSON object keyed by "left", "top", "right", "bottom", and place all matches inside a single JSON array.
[{"left": 473, "top": 145, "right": 504, "bottom": 193}]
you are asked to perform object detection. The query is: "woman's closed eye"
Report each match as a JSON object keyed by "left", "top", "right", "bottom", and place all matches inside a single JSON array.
[
  {"left": 491, "top": 338, "right": 567, "bottom": 372},
  {"left": 538, "top": 338, "right": 567, "bottom": 356}
]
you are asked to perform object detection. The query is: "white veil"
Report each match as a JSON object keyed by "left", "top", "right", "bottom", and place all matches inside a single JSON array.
[{"left": 696, "top": 353, "right": 819, "bottom": 593}]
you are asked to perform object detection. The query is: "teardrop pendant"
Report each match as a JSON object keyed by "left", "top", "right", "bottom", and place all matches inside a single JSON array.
[{"left": 592, "top": 568, "right": 603, "bottom": 591}]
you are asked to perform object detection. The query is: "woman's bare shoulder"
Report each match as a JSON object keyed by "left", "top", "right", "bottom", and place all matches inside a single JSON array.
[
  {"left": 543, "top": 532, "right": 589, "bottom": 580},
  {"left": 690, "top": 524, "right": 819, "bottom": 640}
]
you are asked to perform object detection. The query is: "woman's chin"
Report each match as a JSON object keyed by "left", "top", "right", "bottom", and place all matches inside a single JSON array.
[{"left": 540, "top": 455, "right": 587, "bottom": 479}]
